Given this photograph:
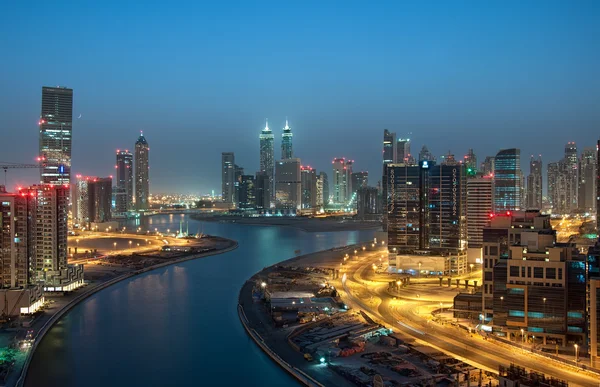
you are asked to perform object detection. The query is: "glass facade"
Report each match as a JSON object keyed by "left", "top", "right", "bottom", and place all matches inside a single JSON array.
[{"left": 494, "top": 148, "right": 521, "bottom": 211}]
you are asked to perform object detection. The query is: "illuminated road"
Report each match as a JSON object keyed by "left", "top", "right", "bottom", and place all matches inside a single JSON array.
[{"left": 334, "top": 251, "right": 599, "bottom": 387}]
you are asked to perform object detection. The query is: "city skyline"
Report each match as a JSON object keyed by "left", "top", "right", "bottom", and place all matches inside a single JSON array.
[{"left": 1, "top": 2, "right": 599, "bottom": 193}]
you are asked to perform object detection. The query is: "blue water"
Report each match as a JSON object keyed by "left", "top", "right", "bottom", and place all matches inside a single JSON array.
[{"left": 25, "top": 214, "right": 376, "bottom": 386}]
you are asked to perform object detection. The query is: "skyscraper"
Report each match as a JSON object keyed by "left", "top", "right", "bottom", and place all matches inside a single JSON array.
[
  {"left": 351, "top": 171, "right": 368, "bottom": 197},
  {"left": 418, "top": 145, "right": 435, "bottom": 163},
  {"left": 597, "top": 139, "right": 600, "bottom": 230},
  {"left": 221, "top": 152, "right": 235, "bottom": 204},
  {"left": 234, "top": 164, "right": 244, "bottom": 207},
  {"left": 357, "top": 186, "right": 381, "bottom": 220},
  {"left": 73, "top": 175, "right": 90, "bottom": 226},
  {"left": 564, "top": 142, "right": 579, "bottom": 212},
  {"left": 39, "top": 86, "right": 73, "bottom": 185},
  {"left": 526, "top": 155, "right": 543, "bottom": 210},
  {"left": 300, "top": 166, "right": 317, "bottom": 209},
  {"left": 481, "top": 156, "right": 495, "bottom": 176},
  {"left": 275, "top": 159, "right": 301, "bottom": 210},
  {"left": 20, "top": 184, "right": 83, "bottom": 288},
  {"left": 332, "top": 158, "right": 353, "bottom": 205},
  {"left": 134, "top": 132, "right": 150, "bottom": 211},
  {"left": 88, "top": 177, "right": 113, "bottom": 223},
  {"left": 281, "top": 119, "right": 293, "bottom": 159},
  {"left": 259, "top": 119, "right": 274, "bottom": 203},
  {"left": 547, "top": 161, "right": 559, "bottom": 210},
  {"left": 464, "top": 149, "right": 477, "bottom": 175},
  {"left": 397, "top": 138, "right": 411, "bottom": 164},
  {"left": 494, "top": 148, "right": 521, "bottom": 211},
  {"left": 238, "top": 175, "right": 256, "bottom": 209},
  {"left": 466, "top": 175, "right": 494, "bottom": 248},
  {"left": 115, "top": 149, "right": 133, "bottom": 213},
  {"left": 254, "top": 171, "right": 270, "bottom": 210},
  {"left": 579, "top": 147, "right": 597, "bottom": 213},
  {"left": 383, "top": 129, "right": 397, "bottom": 164},
  {"left": 320, "top": 171, "right": 329, "bottom": 206},
  {"left": 385, "top": 161, "right": 466, "bottom": 253}
]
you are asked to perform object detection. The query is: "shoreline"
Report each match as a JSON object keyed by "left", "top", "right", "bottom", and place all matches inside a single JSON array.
[
  {"left": 190, "top": 214, "right": 382, "bottom": 233},
  {"left": 237, "top": 243, "right": 365, "bottom": 387},
  {"left": 17, "top": 238, "right": 238, "bottom": 387}
]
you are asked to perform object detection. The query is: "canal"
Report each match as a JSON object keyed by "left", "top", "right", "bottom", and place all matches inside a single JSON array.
[{"left": 25, "top": 214, "right": 376, "bottom": 386}]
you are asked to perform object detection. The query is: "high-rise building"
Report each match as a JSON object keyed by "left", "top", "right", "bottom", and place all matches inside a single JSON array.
[
  {"left": 481, "top": 156, "right": 495, "bottom": 176},
  {"left": 254, "top": 171, "right": 270, "bottom": 210},
  {"left": 115, "top": 150, "right": 134, "bottom": 213},
  {"left": 332, "top": 158, "right": 353, "bottom": 205},
  {"left": 397, "top": 138, "right": 410, "bottom": 164},
  {"left": 441, "top": 151, "right": 459, "bottom": 166},
  {"left": 39, "top": 86, "right": 73, "bottom": 185},
  {"left": 238, "top": 175, "right": 255, "bottom": 209},
  {"left": 234, "top": 164, "right": 244, "bottom": 207},
  {"left": 134, "top": 132, "right": 150, "bottom": 211},
  {"left": 281, "top": 119, "right": 293, "bottom": 160},
  {"left": 464, "top": 149, "right": 477, "bottom": 175},
  {"left": 564, "top": 142, "right": 579, "bottom": 212},
  {"left": 466, "top": 175, "right": 494, "bottom": 248},
  {"left": 88, "top": 177, "right": 112, "bottom": 223},
  {"left": 385, "top": 161, "right": 466, "bottom": 253},
  {"left": 351, "top": 171, "right": 368, "bottom": 196},
  {"left": 526, "top": 155, "right": 543, "bottom": 210},
  {"left": 357, "top": 186, "right": 381, "bottom": 220},
  {"left": 73, "top": 176, "right": 90, "bottom": 226},
  {"left": 397, "top": 138, "right": 411, "bottom": 164},
  {"left": 275, "top": 159, "right": 301, "bottom": 210},
  {"left": 383, "top": 129, "right": 397, "bottom": 164},
  {"left": 418, "top": 145, "right": 435, "bottom": 163},
  {"left": 20, "top": 184, "right": 83, "bottom": 288},
  {"left": 221, "top": 152, "right": 235, "bottom": 204},
  {"left": 0, "top": 188, "right": 35, "bottom": 288},
  {"left": 579, "top": 147, "right": 596, "bottom": 213},
  {"left": 320, "top": 172, "right": 329, "bottom": 206},
  {"left": 300, "top": 166, "right": 317, "bottom": 209},
  {"left": 597, "top": 139, "right": 600, "bottom": 230},
  {"left": 547, "top": 161, "right": 559, "bottom": 210},
  {"left": 494, "top": 148, "right": 521, "bottom": 211},
  {"left": 259, "top": 119, "right": 275, "bottom": 203}
]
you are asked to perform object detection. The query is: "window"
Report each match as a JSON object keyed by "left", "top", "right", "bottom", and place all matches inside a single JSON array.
[
  {"left": 533, "top": 267, "right": 543, "bottom": 279},
  {"left": 568, "top": 311, "right": 583, "bottom": 319},
  {"left": 509, "top": 310, "right": 525, "bottom": 317},
  {"left": 558, "top": 268, "right": 562, "bottom": 280},
  {"left": 484, "top": 246, "right": 488, "bottom": 255},
  {"left": 508, "top": 288, "right": 524, "bottom": 294},
  {"left": 485, "top": 272, "right": 492, "bottom": 281},
  {"left": 528, "top": 312, "right": 544, "bottom": 318},
  {"left": 527, "top": 267, "right": 532, "bottom": 278},
  {"left": 568, "top": 326, "right": 583, "bottom": 333},
  {"left": 510, "top": 266, "right": 519, "bottom": 277},
  {"left": 521, "top": 267, "right": 526, "bottom": 277},
  {"left": 490, "top": 246, "right": 498, "bottom": 256},
  {"left": 546, "top": 268, "right": 556, "bottom": 279}
]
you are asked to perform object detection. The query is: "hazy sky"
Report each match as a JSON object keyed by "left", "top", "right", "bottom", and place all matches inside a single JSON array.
[{"left": 1, "top": 0, "right": 599, "bottom": 193}]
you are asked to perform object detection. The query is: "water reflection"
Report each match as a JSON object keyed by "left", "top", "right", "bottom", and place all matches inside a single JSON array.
[{"left": 26, "top": 215, "right": 375, "bottom": 387}]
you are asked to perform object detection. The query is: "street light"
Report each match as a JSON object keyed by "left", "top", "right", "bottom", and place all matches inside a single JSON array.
[
  {"left": 362, "top": 246, "right": 366, "bottom": 251},
  {"left": 469, "top": 263, "right": 474, "bottom": 273},
  {"left": 521, "top": 328, "right": 525, "bottom": 345},
  {"left": 574, "top": 344, "right": 579, "bottom": 364},
  {"left": 261, "top": 282, "right": 267, "bottom": 288}
]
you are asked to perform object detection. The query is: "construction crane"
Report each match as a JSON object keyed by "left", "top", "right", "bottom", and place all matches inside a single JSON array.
[{"left": 0, "top": 161, "right": 42, "bottom": 186}]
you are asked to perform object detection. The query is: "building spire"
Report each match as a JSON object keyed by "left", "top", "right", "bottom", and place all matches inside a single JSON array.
[
  {"left": 284, "top": 117, "right": 289, "bottom": 130},
  {"left": 265, "top": 118, "right": 269, "bottom": 131}
]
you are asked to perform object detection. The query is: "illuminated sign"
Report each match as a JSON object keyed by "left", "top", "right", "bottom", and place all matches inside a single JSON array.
[
  {"left": 422, "top": 161, "right": 429, "bottom": 169},
  {"left": 58, "top": 164, "right": 65, "bottom": 174}
]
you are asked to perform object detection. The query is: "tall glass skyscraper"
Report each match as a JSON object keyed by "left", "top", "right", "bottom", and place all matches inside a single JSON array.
[
  {"left": 526, "top": 155, "right": 543, "bottom": 210},
  {"left": 115, "top": 150, "right": 134, "bottom": 213},
  {"left": 134, "top": 132, "right": 150, "bottom": 210},
  {"left": 259, "top": 119, "right": 274, "bottom": 203},
  {"left": 281, "top": 119, "right": 293, "bottom": 159},
  {"left": 494, "top": 148, "right": 521, "bottom": 211},
  {"left": 39, "top": 86, "right": 73, "bottom": 185},
  {"left": 221, "top": 152, "right": 235, "bottom": 204}
]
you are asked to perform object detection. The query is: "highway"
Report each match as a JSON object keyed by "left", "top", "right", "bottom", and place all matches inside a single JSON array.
[{"left": 333, "top": 251, "right": 599, "bottom": 387}]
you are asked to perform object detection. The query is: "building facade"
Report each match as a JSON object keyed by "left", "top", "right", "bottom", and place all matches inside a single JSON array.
[
  {"left": 254, "top": 171, "right": 270, "bottom": 210},
  {"left": 357, "top": 186, "right": 381, "bottom": 220},
  {"left": 238, "top": 175, "right": 256, "bottom": 209},
  {"left": 115, "top": 150, "right": 133, "bottom": 213},
  {"left": 221, "top": 152, "right": 235, "bottom": 204},
  {"left": 134, "top": 133, "right": 150, "bottom": 210},
  {"left": 332, "top": 158, "right": 353, "bottom": 205},
  {"left": 300, "top": 166, "right": 317, "bottom": 210},
  {"left": 466, "top": 175, "right": 494, "bottom": 248},
  {"left": 281, "top": 119, "right": 293, "bottom": 159},
  {"left": 383, "top": 129, "right": 397, "bottom": 164},
  {"left": 320, "top": 171, "right": 329, "bottom": 206},
  {"left": 578, "top": 147, "right": 596, "bottom": 213},
  {"left": 397, "top": 138, "right": 411, "bottom": 164},
  {"left": 259, "top": 120, "right": 275, "bottom": 203},
  {"left": 494, "top": 148, "right": 521, "bottom": 211},
  {"left": 275, "top": 159, "right": 301, "bottom": 210},
  {"left": 526, "top": 155, "right": 543, "bottom": 210},
  {"left": 39, "top": 86, "right": 73, "bottom": 185},
  {"left": 88, "top": 177, "right": 112, "bottom": 223}
]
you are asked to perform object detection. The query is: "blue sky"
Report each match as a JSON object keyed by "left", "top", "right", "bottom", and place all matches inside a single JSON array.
[{"left": 1, "top": 0, "right": 599, "bottom": 193}]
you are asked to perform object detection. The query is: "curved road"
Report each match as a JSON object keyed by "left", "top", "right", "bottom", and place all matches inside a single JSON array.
[{"left": 336, "top": 252, "right": 598, "bottom": 387}]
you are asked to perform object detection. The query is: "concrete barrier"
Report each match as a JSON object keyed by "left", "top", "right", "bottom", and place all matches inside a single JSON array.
[
  {"left": 17, "top": 241, "right": 238, "bottom": 387},
  {"left": 238, "top": 304, "right": 325, "bottom": 387}
]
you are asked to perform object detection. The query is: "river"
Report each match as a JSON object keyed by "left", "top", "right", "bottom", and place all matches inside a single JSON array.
[{"left": 25, "top": 214, "right": 377, "bottom": 386}]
